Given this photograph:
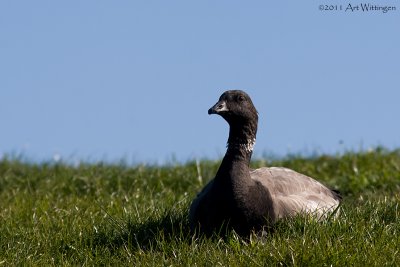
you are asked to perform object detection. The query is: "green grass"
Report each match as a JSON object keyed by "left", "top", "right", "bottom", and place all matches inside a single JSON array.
[{"left": 1, "top": 148, "right": 400, "bottom": 266}]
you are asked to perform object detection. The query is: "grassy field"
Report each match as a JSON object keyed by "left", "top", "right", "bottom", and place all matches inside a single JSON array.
[{"left": 1, "top": 148, "right": 399, "bottom": 266}]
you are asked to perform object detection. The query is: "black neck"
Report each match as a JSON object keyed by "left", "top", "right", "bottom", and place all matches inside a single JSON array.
[
  {"left": 215, "top": 119, "right": 257, "bottom": 182},
  {"left": 227, "top": 120, "right": 257, "bottom": 147}
]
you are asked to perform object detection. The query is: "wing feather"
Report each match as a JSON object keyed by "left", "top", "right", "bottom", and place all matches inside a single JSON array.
[{"left": 250, "top": 167, "right": 340, "bottom": 219}]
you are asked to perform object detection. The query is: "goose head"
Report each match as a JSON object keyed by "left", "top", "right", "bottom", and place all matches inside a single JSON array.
[
  {"left": 208, "top": 90, "right": 258, "bottom": 126},
  {"left": 208, "top": 90, "right": 258, "bottom": 150}
]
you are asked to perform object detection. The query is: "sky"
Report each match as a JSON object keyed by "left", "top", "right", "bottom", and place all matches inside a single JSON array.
[{"left": 1, "top": 1, "right": 399, "bottom": 164}]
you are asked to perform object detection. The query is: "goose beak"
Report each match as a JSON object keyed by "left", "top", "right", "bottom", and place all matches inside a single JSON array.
[{"left": 208, "top": 101, "right": 228, "bottom": 115}]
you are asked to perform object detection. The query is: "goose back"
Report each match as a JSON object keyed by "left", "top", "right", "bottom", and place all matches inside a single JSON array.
[{"left": 250, "top": 167, "right": 341, "bottom": 219}]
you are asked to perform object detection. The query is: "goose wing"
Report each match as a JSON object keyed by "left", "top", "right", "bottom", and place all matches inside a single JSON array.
[{"left": 250, "top": 167, "right": 340, "bottom": 219}]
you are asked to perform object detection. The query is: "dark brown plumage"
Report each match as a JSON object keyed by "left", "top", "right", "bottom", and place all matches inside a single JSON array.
[{"left": 189, "top": 90, "right": 341, "bottom": 236}]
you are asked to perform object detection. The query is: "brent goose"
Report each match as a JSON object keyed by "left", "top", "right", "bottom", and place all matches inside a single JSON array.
[{"left": 189, "top": 90, "right": 341, "bottom": 236}]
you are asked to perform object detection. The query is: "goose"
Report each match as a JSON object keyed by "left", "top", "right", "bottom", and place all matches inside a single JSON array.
[{"left": 189, "top": 90, "right": 341, "bottom": 236}]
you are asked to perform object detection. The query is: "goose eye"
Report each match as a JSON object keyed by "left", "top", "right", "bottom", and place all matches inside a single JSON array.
[{"left": 237, "top": 95, "right": 245, "bottom": 102}]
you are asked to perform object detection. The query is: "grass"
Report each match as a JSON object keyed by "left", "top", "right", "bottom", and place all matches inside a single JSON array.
[{"left": 0, "top": 148, "right": 400, "bottom": 266}]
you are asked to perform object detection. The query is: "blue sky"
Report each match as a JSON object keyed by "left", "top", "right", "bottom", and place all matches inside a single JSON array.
[{"left": 1, "top": 1, "right": 399, "bottom": 164}]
